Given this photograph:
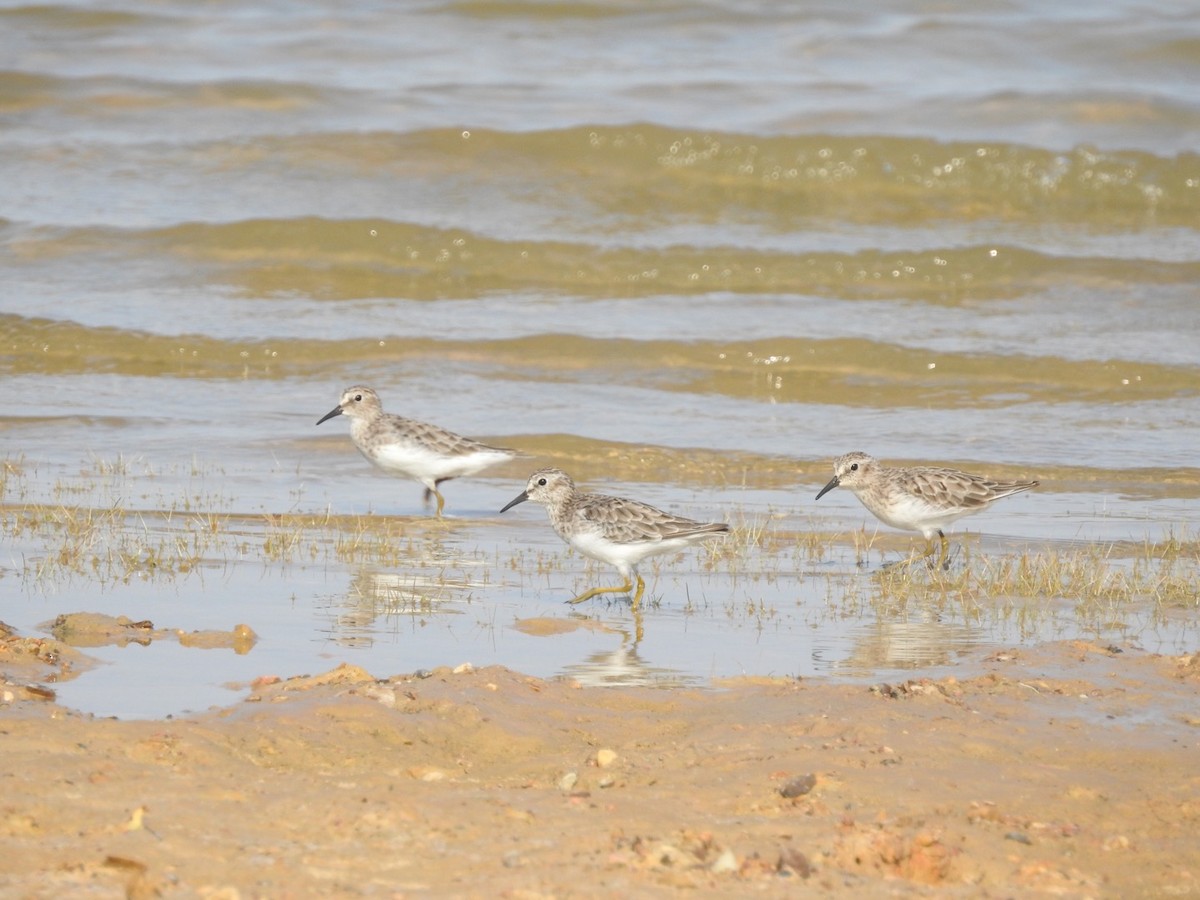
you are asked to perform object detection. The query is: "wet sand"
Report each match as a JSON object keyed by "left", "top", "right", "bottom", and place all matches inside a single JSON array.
[{"left": 2, "top": 629, "right": 1197, "bottom": 898}]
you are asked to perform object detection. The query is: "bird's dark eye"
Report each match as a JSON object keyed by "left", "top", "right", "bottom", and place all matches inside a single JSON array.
[
  {"left": 353, "top": 393, "right": 362, "bottom": 402},
  {"left": 537, "top": 478, "right": 547, "bottom": 486},
  {"left": 849, "top": 463, "right": 858, "bottom": 471}
]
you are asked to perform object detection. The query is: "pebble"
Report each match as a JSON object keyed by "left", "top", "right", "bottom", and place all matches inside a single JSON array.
[
  {"left": 780, "top": 773, "right": 817, "bottom": 798},
  {"left": 362, "top": 684, "right": 396, "bottom": 708},
  {"left": 558, "top": 772, "right": 578, "bottom": 791},
  {"left": 595, "top": 748, "right": 618, "bottom": 768},
  {"left": 778, "top": 847, "right": 813, "bottom": 877},
  {"left": 710, "top": 848, "right": 739, "bottom": 874},
  {"left": 408, "top": 766, "right": 448, "bottom": 782},
  {"left": 654, "top": 843, "right": 686, "bottom": 866}
]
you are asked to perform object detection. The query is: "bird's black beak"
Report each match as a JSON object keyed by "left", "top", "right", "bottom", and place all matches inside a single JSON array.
[
  {"left": 316, "top": 405, "right": 344, "bottom": 426},
  {"left": 815, "top": 475, "right": 840, "bottom": 500},
  {"left": 500, "top": 490, "right": 529, "bottom": 514}
]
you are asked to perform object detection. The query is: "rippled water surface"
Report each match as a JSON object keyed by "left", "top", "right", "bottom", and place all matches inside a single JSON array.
[{"left": 2, "top": 0, "right": 1198, "bottom": 718}]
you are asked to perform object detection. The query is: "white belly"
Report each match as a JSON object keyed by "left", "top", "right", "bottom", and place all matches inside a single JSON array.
[{"left": 364, "top": 442, "right": 507, "bottom": 483}]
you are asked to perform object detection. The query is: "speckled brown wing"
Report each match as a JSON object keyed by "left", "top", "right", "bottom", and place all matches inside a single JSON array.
[
  {"left": 374, "top": 414, "right": 511, "bottom": 457},
  {"left": 898, "top": 466, "right": 1037, "bottom": 513},
  {"left": 574, "top": 493, "right": 729, "bottom": 543}
]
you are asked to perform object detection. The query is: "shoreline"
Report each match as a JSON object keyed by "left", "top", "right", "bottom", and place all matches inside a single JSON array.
[{"left": 2, "top": 632, "right": 1197, "bottom": 897}]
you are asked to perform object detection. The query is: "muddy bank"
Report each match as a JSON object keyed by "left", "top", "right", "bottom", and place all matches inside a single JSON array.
[{"left": 1, "top": 634, "right": 1198, "bottom": 898}]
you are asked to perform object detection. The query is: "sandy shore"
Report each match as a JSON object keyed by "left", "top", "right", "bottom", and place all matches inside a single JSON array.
[{"left": 2, "top": 631, "right": 1198, "bottom": 898}]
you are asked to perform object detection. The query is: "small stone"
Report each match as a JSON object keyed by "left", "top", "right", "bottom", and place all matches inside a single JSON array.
[
  {"left": 452, "top": 662, "right": 474, "bottom": 675},
  {"left": 362, "top": 684, "right": 396, "bottom": 708},
  {"left": 1102, "top": 834, "right": 1130, "bottom": 851},
  {"left": 558, "top": 772, "right": 578, "bottom": 792},
  {"left": 710, "top": 848, "right": 739, "bottom": 874},
  {"left": 408, "top": 766, "right": 448, "bottom": 782},
  {"left": 25, "top": 685, "right": 56, "bottom": 702},
  {"left": 777, "top": 847, "right": 812, "bottom": 877},
  {"left": 595, "top": 748, "right": 618, "bottom": 768},
  {"left": 780, "top": 774, "right": 817, "bottom": 798},
  {"left": 654, "top": 843, "right": 686, "bottom": 866}
]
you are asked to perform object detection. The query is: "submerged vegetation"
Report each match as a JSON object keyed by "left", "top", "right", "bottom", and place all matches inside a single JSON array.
[
  {"left": 864, "top": 537, "right": 1200, "bottom": 611},
  {"left": 1, "top": 456, "right": 1197, "bottom": 649}
]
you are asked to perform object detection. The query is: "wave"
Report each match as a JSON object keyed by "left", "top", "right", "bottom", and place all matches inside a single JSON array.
[
  {"left": 10, "top": 212, "right": 1200, "bottom": 304},
  {"left": 3, "top": 313, "right": 1196, "bottom": 409}
]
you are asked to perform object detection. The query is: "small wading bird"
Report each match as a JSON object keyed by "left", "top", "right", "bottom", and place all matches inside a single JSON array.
[
  {"left": 501, "top": 467, "right": 730, "bottom": 610},
  {"left": 316, "top": 385, "right": 515, "bottom": 517},
  {"left": 815, "top": 451, "right": 1038, "bottom": 569}
]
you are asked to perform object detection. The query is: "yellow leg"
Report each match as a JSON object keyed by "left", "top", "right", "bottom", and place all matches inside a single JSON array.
[
  {"left": 423, "top": 485, "right": 447, "bottom": 517},
  {"left": 630, "top": 576, "right": 646, "bottom": 613},
  {"left": 905, "top": 535, "right": 949, "bottom": 572},
  {"left": 918, "top": 531, "right": 951, "bottom": 570},
  {"left": 567, "top": 578, "right": 634, "bottom": 605}
]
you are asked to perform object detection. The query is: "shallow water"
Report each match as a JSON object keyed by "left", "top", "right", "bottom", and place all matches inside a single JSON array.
[{"left": 2, "top": 0, "right": 1198, "bottom": 718}]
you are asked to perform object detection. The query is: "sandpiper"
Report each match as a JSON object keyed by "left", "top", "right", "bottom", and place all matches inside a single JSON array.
[
  {"left": 316, "top": 385, "right": 515, "bottom": 517},
  {"left": 815, "top": 451, "right": 1038, "bottom": 568},
  {"left": 502, "top": 467, "right": 729, "bottom": 610}
]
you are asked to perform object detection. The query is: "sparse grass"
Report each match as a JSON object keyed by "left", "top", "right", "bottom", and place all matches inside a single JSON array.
[
  {"left": 805, "top": 535, "right": 1200, "bottom": 648},
  {"left": 2, "top": 455, "right": 1197, "bottom": 644},
  {"left": 0, "top": 463, "right": 501, "bottom": 601},
  {"left": 856, "top": 539, "right": 1200, "bottom": 612},
  {"left": 0, "top": 456, "right": 32, "bottom": 503}
]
